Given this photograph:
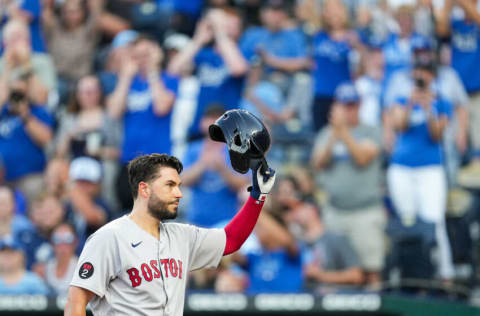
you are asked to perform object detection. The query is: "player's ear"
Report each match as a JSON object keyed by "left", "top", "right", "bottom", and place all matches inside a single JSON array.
[{"left": 139, "top": 182, "right": 150, "bottom": 198}]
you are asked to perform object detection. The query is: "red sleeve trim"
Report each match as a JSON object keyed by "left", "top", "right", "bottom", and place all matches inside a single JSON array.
[{"left": 223, "top": 196, "right": 264, "bottom": 255}]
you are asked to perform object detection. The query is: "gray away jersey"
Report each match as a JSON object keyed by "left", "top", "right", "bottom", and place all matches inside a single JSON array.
[{"left": 70, "top": 216, "right": 226, "bottom": 316}]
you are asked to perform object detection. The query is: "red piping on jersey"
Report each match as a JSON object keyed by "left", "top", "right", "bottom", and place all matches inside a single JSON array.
[{"left": 223, "top": 196, "right": 264, "bottom": 255}]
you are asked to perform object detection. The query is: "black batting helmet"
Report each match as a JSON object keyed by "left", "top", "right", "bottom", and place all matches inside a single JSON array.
[{"left": 208, "top": 109, "right": 270, "bottom": 174}]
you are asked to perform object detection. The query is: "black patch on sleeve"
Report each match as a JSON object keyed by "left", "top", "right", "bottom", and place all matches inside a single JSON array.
[{"left": 79, "top": 262, "right": 95, "bottom": 279}]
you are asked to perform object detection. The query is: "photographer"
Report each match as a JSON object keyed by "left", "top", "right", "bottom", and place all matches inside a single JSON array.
[
  {"left": 0, "top": 77, "right": 54, "bottom": 203},
  {"left": 386, "top": 55, "right": 455, "bottom": 280},
  {"left": 384, "top": 37, "right": 469, "bottom": 185},
  {"left": 0, "top": 19, "right": 56, "bottom": 106}
]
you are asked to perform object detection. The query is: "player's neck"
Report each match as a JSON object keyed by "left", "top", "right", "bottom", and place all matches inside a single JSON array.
[{"left": 129, "top": 205, "right": 161, "bottom": 239}]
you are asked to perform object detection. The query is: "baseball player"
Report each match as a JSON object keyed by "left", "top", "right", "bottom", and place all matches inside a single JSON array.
[{"left": 64, "top": 153, "right": 275, "bottom": 316}]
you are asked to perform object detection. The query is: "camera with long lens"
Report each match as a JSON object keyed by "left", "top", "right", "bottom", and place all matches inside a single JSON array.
[
  {"left": 412, "top": 54, "right": 436, "bottom": 91},
  {"left": 8, "top": 90, "right": 28, "bottom": 115},
  {"left": 414, "top": 77, "right": 427, "bottom": 89}
]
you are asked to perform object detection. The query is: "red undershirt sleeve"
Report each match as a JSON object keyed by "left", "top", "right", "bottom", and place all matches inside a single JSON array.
[{"left": 223, "top": 196, "right": 264, "bottom": 256}]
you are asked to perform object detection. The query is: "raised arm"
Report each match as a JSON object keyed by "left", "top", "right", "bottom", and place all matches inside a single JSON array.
[
  {"left": 337, "top": 129, "right": 379, "bottom": 167},
  {"left": 167, "top": 20, "right": 211, "bottom": 76},
  {"left": 41, "top": 0, "right": 58, "bottom": 34},
  {"left": 106, "top": 55, "right": 137, "bottom": 119},
  {"left": 223, "top": 164, "right": 276, "bottom": 255},
  {"left": 256, "top": 211, "right": 298, "bottom": 255},
  {"left": 208, "top": 10, "right": 248, "bottom": 76},
  {"left": 436, "top": 0, "right": 454, "bottom": 37},
  {"left": 456, "top": 0, "right": 480, "bottom": 25},
  {"left": 425, "top": 110, "right": 448, "bottom": 142},
  {"left": 310, "top": 131, "right": 336, "bottom": 170},
  {"left": 258, "top": 51, "right": 310, "bottom": 73},
  {"left": 390, "top": 103, "right": 413, "bottom": 132},
  {"left": 146, "top": 44, "right": 175, "bottom": 117}
]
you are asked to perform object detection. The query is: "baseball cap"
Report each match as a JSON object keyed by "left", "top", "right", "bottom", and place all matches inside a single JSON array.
[
  {"left": 334, "top": 82, "right": 360, "bottom": 104},
  {"left": 69, "top": 157, "right": 102, "bottom": 183},
  {"left": 164, "top": 33, "right": 191, "bottom": 51},
  {"left": 111, "top": 30, "right": 139, "bottom": 49},
  {"left": 411, "top": 35, "right": 434, "bottom": 52}
]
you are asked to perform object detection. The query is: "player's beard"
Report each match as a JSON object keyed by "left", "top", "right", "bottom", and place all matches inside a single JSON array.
[{"left": 147, "top": 193, "right": 178, "bottom": 221}]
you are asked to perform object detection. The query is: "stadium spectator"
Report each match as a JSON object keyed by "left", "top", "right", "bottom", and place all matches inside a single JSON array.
[
  {"left": 382, "top": 5, "right": 418, "bottom": 82},
  {"left": 227, "top": 207, "right": 302, "bottom": 293},
  {"left": 43, "top": 223, "right": 78, "bottom": 296},
  {"left": 268, "top": 175, "right": 318, "bottom": 226},
  {"left": 41, "top": 0, "right": 103, "bottom": 90},
  {"left": 169, "top": 8, "right": 248, "bottom": 140},
  {"left": 384, "top": 36, "right": 469, "bottom": 186},
  {"left": 18, "top": 193, "right": 65, "bottom": 271},
  {"left": 241, "top": 0, "right": 308, "bottom": 74},
  {"left": 311, "top": 82, "right": 386, "bottom": 285},
  {"left": 181, "top": 105, "right": 248, "bottom": 227},
  {"left": 0, "top": 19, "right": 56, "bottom": 106},
  {"left": 0, "top": 239, "right": 49, "bottom": 295},
  {"left": 355, "top": 0, "right": 397, "bottom": 46},
  {"left": 0, "top": 0, "right": 46, "bottom": 54},
  {"left": 355, "top": 42, "right": 385, "bottom": 128},
  {"left": 386, "top": 55, "right": 455, "bottom": 280},
  {"left": 55, "top": 75, "right": 111, "bottom": 160},
  {"left": 65, "top": 157, "right": 110, "bottom": 251},
  {"left": 437, "top": 0, "right": 480, "bottom": 182},
  {"left": 0, "top": 168, "right": 28, "bottom": 216},
  {"left": 0, "top": 76, "right": 54, "bottom": 203},
  {"left": 107, "top": 36, "right": 178, "bottom": 211},
  {"left": 0, "top": 186, "right": 32, "bottom": 245},
  {"left": 240, "top": 0, "right": 311, "bottom": 127},
  {"left": 310, "top": 0, "right": 359, "bottom": 132},
  {"left": 284, "top": 200, "right": 364, "bottom": 292}
]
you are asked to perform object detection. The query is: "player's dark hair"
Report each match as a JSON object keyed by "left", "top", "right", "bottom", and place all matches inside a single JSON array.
[{"left": 127, "top": 154, "right": 183, "bottom": 199}]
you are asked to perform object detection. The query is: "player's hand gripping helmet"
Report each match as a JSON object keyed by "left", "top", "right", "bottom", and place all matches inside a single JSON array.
[{"left": 208, "top": 109, "right": 271, "bottom": 174}]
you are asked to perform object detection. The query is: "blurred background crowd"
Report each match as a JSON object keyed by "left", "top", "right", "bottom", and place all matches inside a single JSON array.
[{"left": 0, "top": 0, "right": 480, "bottom": 304}]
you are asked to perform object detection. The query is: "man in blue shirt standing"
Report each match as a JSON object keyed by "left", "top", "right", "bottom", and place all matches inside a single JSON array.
[
  {"left": 0, "top": 76, "right": 53, "bottom": 204},
  {"left": 437, "top": 0, "right": 480, "bottom": 181},
  {"left": 168, "top": 8, "right": 248, "bottom": 140},
  {"left": 107, "top": 36, "right": 178, "bottom": 211}
]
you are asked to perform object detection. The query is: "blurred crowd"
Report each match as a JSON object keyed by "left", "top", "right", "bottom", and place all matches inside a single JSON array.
[{"left": 0, "top": 0, "right": 480, "bottom": 302}]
